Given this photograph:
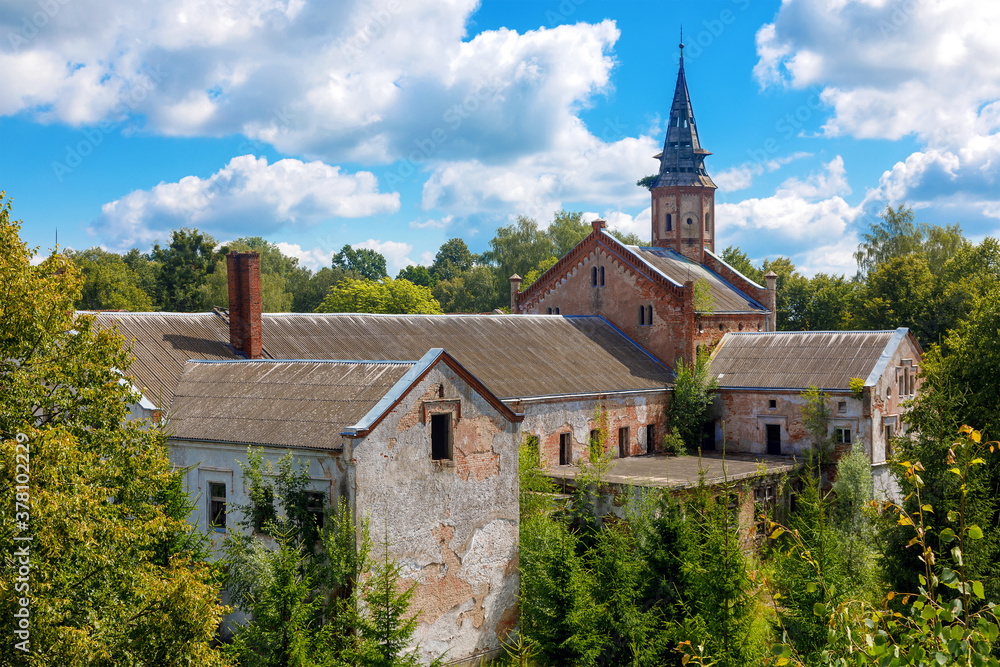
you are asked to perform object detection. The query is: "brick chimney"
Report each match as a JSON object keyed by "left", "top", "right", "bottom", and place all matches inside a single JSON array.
[
  {"left": 764, "top": 270, "right": 778, "bottom": 332},
  {"left": 591, "top": 218, "right": 607, "bottom": 234},
  {"left": 227, "top": 252, "right": 262, "bottom": 359}
]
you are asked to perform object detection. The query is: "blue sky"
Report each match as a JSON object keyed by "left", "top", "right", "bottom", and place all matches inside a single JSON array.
[{"left": 2, "top": 0, "right": 998, "bottom": 277}]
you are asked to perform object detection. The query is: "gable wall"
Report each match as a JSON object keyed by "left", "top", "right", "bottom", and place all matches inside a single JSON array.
[
  {"left": 350, "top": 361, "right": 519, "bottom": 664},
  {"left": 519, "top": 245, "right": 692, "bottom": 366}
]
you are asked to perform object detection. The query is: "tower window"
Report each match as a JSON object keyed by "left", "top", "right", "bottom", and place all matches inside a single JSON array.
[
  {"left": 431, "top": 413, "right": 452, "bottom": 461},
  {"left": 666, "top": 213, "right": 672, "bottom": 231},
  {"left": 555, "top": 307, "right": 560, "bottom": 315},
  {"left": 639, "top": 305, "right": 645, "bottom": 326},
  {"left": 705, "top": 213, "right": 710, "bottom": 232},
  {"left": 687, "top": 217, "right": 693, "bottom": 225}
]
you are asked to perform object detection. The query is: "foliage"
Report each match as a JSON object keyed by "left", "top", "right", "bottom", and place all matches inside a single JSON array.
[
  {"left": 396, "top": 264, "right": 435, "bottom": 287},
  {"left": 661, "top": 429, "right": 685, "bottom": 455},
  {"left": 0, "top": 193, "right": 227, "bottom": 665},
  {"left": 548, "top": 210, "right": 590, "bottom": 257},
  {"left": 153, "top": 227, "right": 226, "bottom": 312},
  {"left": 721, "top": 245, "right": 762, "bottom": 283},
  {"left": 294, "top": 266, "right": 349, "bottom": 313},
  {"left": 432, "top": 266, "right": 500, "bottom": 313},
  {"left": 483, "top": 215, "right": 557, "bottom": 295},
  {"left": 801, "top": 386, "right": 832, "bottom": 460},
  {"left": 667, "top": 349, "right": 718, "bottom": 453},
  {"left": 199, "top": 236, "right": 306, "bottom": 312},
  {"left": 332, "top": 244, "right": 388, "bottom": 281},
  {"left": 68, "top": 247, "right": 155, "bottom": 311},
  {"left": 765, "top": 428, "right": 1000, "bottom": 667},
  {"left": 608, "top": 229, "right": 646, "bottom": 246},
  {"left": 636, "top": 174, "right": 658, "bottom": 190},
  {"left": 849, "top": 377, "right": 865, "bottom": 400},
  {"left": 522, "top": 256, "right": 558, "bottom": 288},
  {"left": 430, "top": 238, "right": 474, "bottom": 282},
  {"left": 316, "top": 277, "right": 443, "bottom": 314},
  {"left": 692, "top": 276, "right": 715, "bottom": 313}
]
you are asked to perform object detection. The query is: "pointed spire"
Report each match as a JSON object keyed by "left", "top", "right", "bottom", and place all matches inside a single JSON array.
[{"left": 652, "top": 37, "right": 716, "bottom": 190}]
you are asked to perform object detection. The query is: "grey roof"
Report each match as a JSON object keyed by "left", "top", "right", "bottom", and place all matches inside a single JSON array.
[
  {"left": 170, "top": 359, "right": 414, "bottom": 449},
  {"left": 709, "top": 329, "right": 908, "bottom": 390},
  {"left": 626, "top": 246, "right": 768, "bottom": 314},
  {"left": 94, "top": 312, "right": 673, "bottom": 405},
  {"left": 652, "top": 53, "right": 717, "bottom": 189}
]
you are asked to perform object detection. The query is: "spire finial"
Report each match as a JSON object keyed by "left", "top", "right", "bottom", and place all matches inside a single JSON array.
[{"left": 679, "top": 26, "right": 684, "bottom": 60}]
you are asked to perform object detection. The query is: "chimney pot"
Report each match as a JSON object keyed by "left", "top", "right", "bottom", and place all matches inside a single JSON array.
[
  {"left": 509, "top": 274, "right": 522, "bottom": 313},
  {"left": 591, "top": 218, "right": 607, "bottom": 234}
]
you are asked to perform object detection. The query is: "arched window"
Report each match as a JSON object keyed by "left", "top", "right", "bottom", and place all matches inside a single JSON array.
[
  {"left": 600, "top": 266, "right": 605, "bottom": 286},
  {"left": 687, "top": 217, "right": 693, "bottom": 225},
  {"left": 647, "top": 305, "right": 653, "bottom": 323},
  {"left": 639, "top": 306, "right": 645, "bottom": 325},
  {"left": 592, "top": 266, "right": 598, "bottom": 286},
  {"left": 555, "top": 307, "right": 560, "bottom": 315},
  {"left": 547, "top": 307, "right": 552, "bottom": 314},
  {"left": 705, "top": 213, "right": 711, "bottom": 233},
  {"left": 666, "top": 213, "right": 672, "bottom": 231}
]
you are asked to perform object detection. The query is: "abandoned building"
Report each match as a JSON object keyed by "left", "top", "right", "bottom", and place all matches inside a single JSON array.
[{"left": 93, "top": 45, "right": 921, "bottom": 666}]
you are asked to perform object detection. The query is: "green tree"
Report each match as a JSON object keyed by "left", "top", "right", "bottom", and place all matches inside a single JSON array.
[
  {"left": 430, "top": 238, "right": 474, "bottom": 282},
  {"left": 122, "top": 248, "right": 162, "bottom": 307},
  {"left": 483, "top": 216, "right": 556, "bottom": 294},
  {"left": 547, "top": 210, "right": 590, "bottom": 257},
  {"left": 316, "top": 277, "right": 443, "bottom": 314},
  {"left": 68, "top": 247, "right": 154, "bottom": 311},
  {"left": 854, "top": 204, "right": 927, "bottom": 278},
  {"left": 396, "top": 264, "right": 435, "bottom": 287},
  {"left": 332, "top": 244, "right": 388, "bottom": 281},
  {"left": 199, "top": 237, "right": 300, "bottom": 312},
  {"left": 0, "top": 194, "right": 227, "bottom": 665},
  {"left": 608, "top": 229, "right": 646, "bottom": 246},
  {"left": 153, "top": 227, "right": 226, "bottom": 312},
  {"left": 666, "top": 349, "right": 717, "bottom": 453},
  {"left": 292, "top": 266, "right": 349, "bottom": 313},
  {"left": 720, "top": 245, "right": 763, "bottom": 283},
  {"left": 852, "top": 254, "right": 935, "bottom": 343},
  {"left": 432, "top": 266, "right": 501, "bottom": 313}
]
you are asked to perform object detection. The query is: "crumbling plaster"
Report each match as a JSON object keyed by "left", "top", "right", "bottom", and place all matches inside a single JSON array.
[{"left": 349, "top": 362, "right": 519, "bottom": 665}]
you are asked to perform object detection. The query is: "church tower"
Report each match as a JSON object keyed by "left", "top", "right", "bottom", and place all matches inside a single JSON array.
[{"left": 650, "top": 39, "right": 717, "bottom": 261}]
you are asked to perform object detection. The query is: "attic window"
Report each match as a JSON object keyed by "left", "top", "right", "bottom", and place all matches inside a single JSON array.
[
  {"left": 837, "top": 401, "right": 847, "bottom": 413},
  {"left": 431, "top": 413, "right": 452, "bottom": 461},
  {"left": 768, "top": 399, "right": 776, "bottom": 409}
]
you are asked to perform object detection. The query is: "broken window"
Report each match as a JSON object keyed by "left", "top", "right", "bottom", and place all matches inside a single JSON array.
[
  {"left": 589, "top": 429, "right": 600, "bottom": 451},
  {"left": 646, "top": 424, "right": 655, "bottom": 454},
  {"left": 618, "top": 426, "right": 629, "bottom": 458},
  {"left": 559, "top": 433, "right": 572, "bottom": 466},
  {"left": 431, "top": 412, "right": 452, "bottom": 461},
  {"left": 834, "top": 428, "right": 852, "bottom": 445},
  {"left": 306, "top": 491, "right": 325, "bottom": 532},
  {"left": 885, "top": 424, "right": 894, "bottom": 459},
  {"left": 209, "top": 482, "right": 227, "bottom": 531}
]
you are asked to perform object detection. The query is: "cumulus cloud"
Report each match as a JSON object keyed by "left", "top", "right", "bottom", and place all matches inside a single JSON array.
[
  {"left": 717, "top": 158, "right": 862, "bottom": 276},
  {"left": 714, "top": 151, "right": 812, "bottom": 192},
  {"left": 0, "top": 0, "right": 620, "bottom": 166},
  {"left": 88, "top": 155, "right": 399, "bottom": 249},
  {"left": 276, "top": 242, "right": 335, "bottom": 272}
]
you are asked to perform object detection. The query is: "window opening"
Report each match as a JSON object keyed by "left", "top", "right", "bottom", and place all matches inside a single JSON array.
[
  {"left": 589, "top": 429, "right": 600, "bottom": 451},
  {"left": 885, "top": 424, "right": 894, "bottom": 459},
  {"left": 837, "top": 401, "right": 847, "bottom": 413},
  {"left": 834, "top": 428, "right": 852, "bottom": 445},
  {"left": 559, "top": 433, "right": 572, "bottom": 466},
  {"left": 306, "top": 491, "right": 325, "bottom": 532},
  {"left": 431, "top": 413, "right": 452, "bottom": 460},
  {"left": 555, "top": 307, "right": 560, "bottom": 315},
  {"left": 666, "top": 213, "right": 672, "bottom": 231},
  {"left": 687, "top": 217, "right": 693, "bottom": 225},
  {"left": 766, "top": 424, "right": 781, "bottom": 456},
  {"left": 592, "top": 266, "right": 598, "bottom": 286},
  {"left": 705, "top": 213, "right": 710, "bottom": 232},
  {"left": 646, "top": 424, "right": 655, "bottom": 454},
  {"left": 768, "top": 399, "right": 776, "bottom": 409},
  {"left": 209, "top": 482, "right": 227, "bottom": 531},
  {"left": 600, "top": 266, "right": 605, "bottom": 286},
  {"left": 618, "top": 426, "right": 630, "bottom": 458}
]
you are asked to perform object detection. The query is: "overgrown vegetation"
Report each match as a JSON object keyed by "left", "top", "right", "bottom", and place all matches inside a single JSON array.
[{"left": 665, "top": 348, "right": 717, "bottom": 453}]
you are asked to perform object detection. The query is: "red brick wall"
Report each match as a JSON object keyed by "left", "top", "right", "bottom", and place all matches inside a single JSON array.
[{"left": 226, "top": 252, "right": 262, "bottom": 359}]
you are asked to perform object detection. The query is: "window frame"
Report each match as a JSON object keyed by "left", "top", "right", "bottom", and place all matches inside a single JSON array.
[
  {"left": 208, "top": 482, "right": 227, "bottom": 532},
  {"left": 430, "top": 411, "right": 454, "bottom": 461}
]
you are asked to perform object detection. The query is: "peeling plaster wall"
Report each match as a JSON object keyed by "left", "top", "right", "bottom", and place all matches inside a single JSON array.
[
  {"left": 512, "top": 392, "right": 671, "bottom": 467},
  {"left": 717, "top": 390, "right": 864, "bottom": 459},
  {"left": 350, "top": 361, "right": 519, "bottom": 665}
]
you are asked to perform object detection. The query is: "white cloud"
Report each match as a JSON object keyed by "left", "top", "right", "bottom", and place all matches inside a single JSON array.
[
  {"left": 1, "top": 0, "right": 621, "bottom": 166},
  {"left": 718, "top": 159, "right": 863, "bottom": 276},
  {"left": 409, "top": 215, "right": 454, "bottom": 230},
  {"left": 714, "top": 151, "right": 812, "bottom": 192},
  {"left": 582, "top": 208, "right": 651, "bottom": 242},
  {"left": 355, "top": 238, "right": 414, "bottom": 275},
  {"left": 88, "top": 155, "right": 399, "bottom": 249},
  {"left": 275, "top": 242, "right": 334, "bottom": 271}
]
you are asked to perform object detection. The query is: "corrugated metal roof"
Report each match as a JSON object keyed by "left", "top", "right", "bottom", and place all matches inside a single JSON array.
[
  {"left": 627, "top": 246, "right": 767, "bottom": 314},
  {"left": 170, "top": 360, "right": 413, "bottom": 449},
  {"left": 709, "top": 330, "right": 901, "bottom": 390},
  {"left": 258, "top": 313, "right": 673, "bottom": 399},
  {"left": 94, "top": 312, "right": 673, "bottom": 404},
  {"left": 92, "top": 312, "right": 236, "bottom": 404}
]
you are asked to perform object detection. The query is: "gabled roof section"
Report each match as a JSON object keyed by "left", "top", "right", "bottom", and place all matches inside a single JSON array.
[
  {"left": 709, "top": 329, "right": 913, "bottom": 390},
  {"left": 170, "top": 358, "right": 413, "bottom": 450},
  {"left": 652, "top": 46, "right": 717, "bottom": 189},
  {"left": 628, "top": 246, "right": 768, "bottom": 314},
  {"left": 94, "top": 311, "right": 674, "bottom": 406}
]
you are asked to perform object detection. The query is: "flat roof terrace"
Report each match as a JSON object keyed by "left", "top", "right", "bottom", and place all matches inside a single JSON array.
[{"left": 546, "top": 452, "right": 800, "bottom": 489}]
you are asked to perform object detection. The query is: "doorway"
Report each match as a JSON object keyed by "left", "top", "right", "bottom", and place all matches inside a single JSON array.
[{"left": 766, "top": 424, "right": 781, "bottom": 455}]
